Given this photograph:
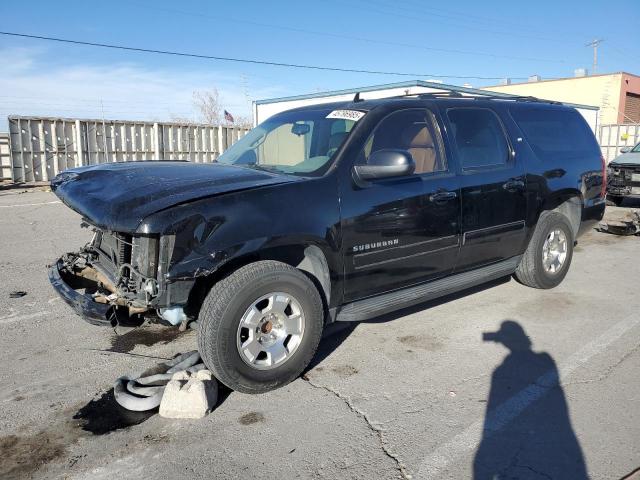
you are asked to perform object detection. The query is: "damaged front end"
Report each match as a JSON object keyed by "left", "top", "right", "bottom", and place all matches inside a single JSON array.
[
  {"left": 608, "top": 163, "right": 640, "bottom": 198},
  {"left": 49, "top": 226, "right": 190, "bottom": 328}
]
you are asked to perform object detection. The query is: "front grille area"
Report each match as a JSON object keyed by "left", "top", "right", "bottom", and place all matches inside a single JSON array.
[
  {"left": 609, "top": 174, "right": 626, "bottom": 187},
  {"left": 609, "top": 166, "right": 640, "bottom": 187},
  {"left": 94, "top": 231, "right": 132, "bottom": 282}
]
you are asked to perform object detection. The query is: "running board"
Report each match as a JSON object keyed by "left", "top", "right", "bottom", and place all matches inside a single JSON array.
[{"left": 335, "top": 256, "right": 521, "bottom": 322}]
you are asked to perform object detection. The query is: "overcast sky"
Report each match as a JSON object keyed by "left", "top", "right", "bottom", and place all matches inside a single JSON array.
[{"left": 1, "top": 0, "right": 639, "bottom": 130}]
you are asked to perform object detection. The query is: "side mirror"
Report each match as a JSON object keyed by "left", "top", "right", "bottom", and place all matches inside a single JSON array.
[
  {"left": 620, "top": 146, "right": 631, "bottom": 154},
  {"left": 353, "top": 149, "right": 415, "bottom": 181}
]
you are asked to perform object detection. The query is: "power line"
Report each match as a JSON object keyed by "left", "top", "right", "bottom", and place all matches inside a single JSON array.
[
  {"left": 605, "top": 43, "right": 640, "bottom": 65},
  {"left": 0, "top": 97, "right": 247, "bottom": 109},
  {"left": 342, "top": 0, "right": 569, "bottom": 45},
  {"left": 0, "top": 31, "right": 527, "bottom": 81},
  {"left": 369, "top": 0, "right": 562, "bottom": 38},
  {"left": 131, "top": 2, "right": 565, "bottom": 64}
]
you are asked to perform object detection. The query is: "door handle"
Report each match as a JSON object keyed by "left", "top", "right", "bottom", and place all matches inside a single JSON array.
[
  {"left": 502, "top": 179, "right": 525, "bottom": 192},
  {"left": 429, "top": 190, "right": 458, "bottom": 204}
]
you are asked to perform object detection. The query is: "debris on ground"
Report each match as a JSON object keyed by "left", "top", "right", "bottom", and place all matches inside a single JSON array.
[
  {"left": 159, "top": 369, "right": 219, "bottom": 419},
  {"left": 113, "top": 350, "right": 219, "bottom": 418},
  {"left": 9, "top": 291, "right": 27, "bottom": 298},
  {"left": 597, "top": 210, "right": 640, "bottom": 236}
]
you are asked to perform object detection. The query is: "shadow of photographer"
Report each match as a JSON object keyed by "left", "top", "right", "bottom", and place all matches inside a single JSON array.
[{"left": 474, "top": 320, "right": 588, "bottom": 479}]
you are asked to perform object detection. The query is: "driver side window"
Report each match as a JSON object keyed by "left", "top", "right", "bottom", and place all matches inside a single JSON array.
[{"left": 361, "top": 109, "right": 446, "bottom": 175}]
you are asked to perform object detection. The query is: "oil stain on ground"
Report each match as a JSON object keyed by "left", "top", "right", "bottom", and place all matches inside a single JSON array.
[
  {"left": 0, "top": 431, "right": 67, "bottom": 480},
  {"left": 331, "top": 364, "right": 359, "bottom": 377},
  {"left": 1, "top": 387, "right": 159, "bottom": 478},
  {"left": 73, "top": 388, "right": 157, "bottom": 435},
  {"left": 238, "top": 412, "right": 266, "bottom": 425},
  {"left": 397, "top": 334, "right": 444, "bottom": 351},
  {"left": 109, "top": 326, "right": 187, "bottom": 354}
]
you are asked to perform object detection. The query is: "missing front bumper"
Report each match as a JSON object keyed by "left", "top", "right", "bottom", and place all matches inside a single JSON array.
[{"left": 48, "top": 258, "right": 115, "bottom": 326}]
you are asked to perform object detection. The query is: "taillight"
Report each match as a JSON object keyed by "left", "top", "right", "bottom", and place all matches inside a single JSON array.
[{"left": 600, "top": 155, "right": 607, "bottom": 199}]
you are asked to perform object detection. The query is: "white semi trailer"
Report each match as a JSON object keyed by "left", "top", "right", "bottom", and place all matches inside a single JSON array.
[{"left": 253, "top": 80, "right": 599, "bottom": 132}]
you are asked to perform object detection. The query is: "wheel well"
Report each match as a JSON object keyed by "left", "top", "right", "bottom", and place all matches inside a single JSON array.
[
  {"left": 544, "top": 195, "right": 582, "bottom": 238},
  {"left": 184, "top": 244, "right": 331, "bottom": 319}
]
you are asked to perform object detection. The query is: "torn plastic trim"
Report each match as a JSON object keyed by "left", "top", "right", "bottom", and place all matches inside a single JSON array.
[
  {"left": 48, "top": 258, "right": 114, "bottom": 327},
  {"left": 159, "top": 306, "right": 187, "bottom": 326},
  {"left": 50, "top": 254, "right": 149, "bottom": 327}
]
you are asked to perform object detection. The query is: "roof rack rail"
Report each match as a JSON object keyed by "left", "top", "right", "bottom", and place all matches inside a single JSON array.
[
  {"left": 433, "top": 92, "right": 564, "bottom": 105},
  {"left": 509, "top": 95, "right": 563, "bottom": 105},
  {"left": 416, "top": 91, "right": 464, "bottom": 98},
  {"left": 388, "top": 91, "right": 465, "bottom": 100},
  {"left": 449, "top": 93, "right": 563, "bottom": 105},
  {"left": 363, "top": 90, "right": 563, "bottom": 106}
]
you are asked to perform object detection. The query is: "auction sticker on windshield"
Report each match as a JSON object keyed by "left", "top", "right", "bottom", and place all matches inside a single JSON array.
[{"left": 326, "top": 110, "right": 366, "bottom": 121}]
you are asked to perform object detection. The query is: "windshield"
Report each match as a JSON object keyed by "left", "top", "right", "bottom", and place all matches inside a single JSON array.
[
  {"left": 217, "top": 108, "right": 360, "bottom": 176},
  {"left": 633, "top": 143, "right": 640, "bottom": 153}
]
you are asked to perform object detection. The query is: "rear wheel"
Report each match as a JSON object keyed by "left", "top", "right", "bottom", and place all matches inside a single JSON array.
[
  {"left": 514, "top": 212, "right": 574, "bottom": 289},
  {"left": 198, "top": 260, "right": 324, "bottom": 394}
]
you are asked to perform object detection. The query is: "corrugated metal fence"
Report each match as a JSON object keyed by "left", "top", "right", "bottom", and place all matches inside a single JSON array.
[
  {"left": 0, "top": 132, "right": 10, "bottom": 180},
  {"left": 6, "top": 117, "right": 637, "bottom": 181},
  {"left": 7, "top": 116, "right": 249, "bottom": 182},
  {"left": 598, "top": 123, "right": 640, "bottom": 163}
]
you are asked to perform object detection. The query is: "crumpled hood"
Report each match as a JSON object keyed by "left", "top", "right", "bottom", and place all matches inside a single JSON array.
[
  {"left": 51, "top": 161, "right": 295, "bottom": 232},
  {"left": 610, "top": 152, "right": 640, "bottom": 166}
]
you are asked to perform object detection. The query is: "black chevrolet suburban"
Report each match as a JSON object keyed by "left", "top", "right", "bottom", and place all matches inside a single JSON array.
[{"left": 49, "top": 93, "right": 605, "bottom": 393}]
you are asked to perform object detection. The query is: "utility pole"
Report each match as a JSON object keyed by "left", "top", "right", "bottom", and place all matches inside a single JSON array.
[
  {"left": 240, "top": 74, "right": 252, "bottom": 111},
  {"left": 585, "top": 39, "right": 604, "bottom": 74}
]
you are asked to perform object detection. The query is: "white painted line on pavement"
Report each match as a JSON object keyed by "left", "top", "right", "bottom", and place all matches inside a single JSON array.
[
  {"left": 416, "top": 314, "right": 640, "bottom": 479},
  {"left": 0, "top": 311, "right": 50, "bottom": 325},
  {"left": 0, "top": 200, "right": 61, "bottom": 208}
]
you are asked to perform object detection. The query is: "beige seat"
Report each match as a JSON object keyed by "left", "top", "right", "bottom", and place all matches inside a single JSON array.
[{"left": 401, "top": 124, "right": 437, "bottom": 174}]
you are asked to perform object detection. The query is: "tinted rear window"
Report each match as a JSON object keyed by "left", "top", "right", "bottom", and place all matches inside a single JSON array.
[
  {"left": 447, "top": 108, "right": 510, "bottom": 170},
  {"left": 510, "top": 107, "right": 599, "bottom": 162}
]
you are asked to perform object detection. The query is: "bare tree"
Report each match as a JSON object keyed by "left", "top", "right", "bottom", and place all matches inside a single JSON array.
[
  {"left": 168, "top": 114, "right": 195, "bottom": 124},
  {"left": 193, "top": 88, "right": 222, "bottom": 125},
  {"left": 177, "top": 88, "right": 253, "bottom": 128},
  {"left": 233, "top": 115, "right": 253, "bottom": 129}
]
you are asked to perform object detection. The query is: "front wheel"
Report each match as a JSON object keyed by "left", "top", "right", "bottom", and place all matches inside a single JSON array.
[
  {"left": 514, "top": 212, "right": 574, "bottom": 289},
  {"left": 198, "top": 261, "right": 324, "bottom": 394}
]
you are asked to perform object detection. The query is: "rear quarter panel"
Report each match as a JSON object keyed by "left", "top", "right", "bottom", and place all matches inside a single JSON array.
[{"left": 503, "top": 103, "right": 605, "bottom": 240}]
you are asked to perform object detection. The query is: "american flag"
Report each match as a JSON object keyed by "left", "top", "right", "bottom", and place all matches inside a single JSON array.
[{"left": 224, "top": 110, "right": 235, "bottom": 123}]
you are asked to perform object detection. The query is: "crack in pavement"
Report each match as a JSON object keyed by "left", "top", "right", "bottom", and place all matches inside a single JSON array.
[
  {"left": 302, "top": 375, "right": 411, "bottom": 479},
  {"left": 503, "top": 444, "right": 553, "bottom": 480},
  {"left": 519, "top": 464, "right": 554, "bottom": 480}
]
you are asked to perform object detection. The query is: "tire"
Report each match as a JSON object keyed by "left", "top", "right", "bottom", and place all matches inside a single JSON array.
[
  {"left": 514, "top": 211, "right": 574, "bottom": 289},
  {"left": 606, "top": 195, "right": 624, "bottom": 207},
  {"left": 198, "top": 260, "right": 324, "bottom": 394}
]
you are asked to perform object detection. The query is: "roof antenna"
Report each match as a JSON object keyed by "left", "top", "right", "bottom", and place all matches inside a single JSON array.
[{"left": 353, "top": 92, "right": 362, "bottom": 102}]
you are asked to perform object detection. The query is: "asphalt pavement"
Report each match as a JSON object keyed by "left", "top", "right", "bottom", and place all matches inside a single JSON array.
[{"left": 0, "top": 189, "right": 638, "bottom": 479}]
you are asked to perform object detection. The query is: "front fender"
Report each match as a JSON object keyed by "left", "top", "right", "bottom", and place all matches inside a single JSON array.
[{"left": 139, "top": 177, "right": 343, "bottom": 307}]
